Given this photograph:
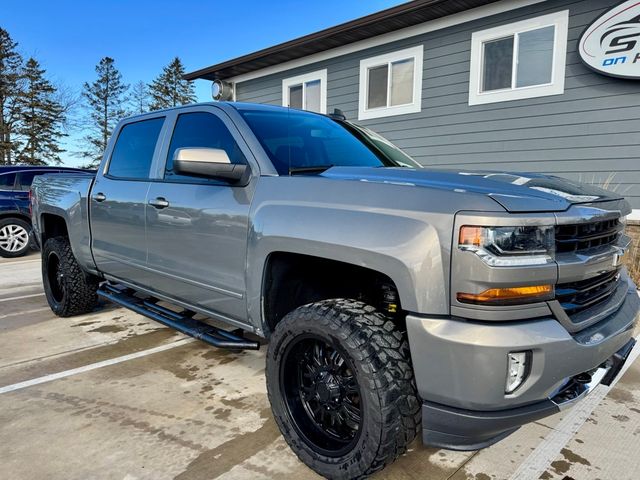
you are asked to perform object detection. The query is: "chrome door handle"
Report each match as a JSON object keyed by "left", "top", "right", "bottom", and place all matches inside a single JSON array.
[
  {"left": 93, "top": 192, "right": 106, "bottom": 202},
  {"left": 149, "top": 197, "right": 169, "bottom": 209}
]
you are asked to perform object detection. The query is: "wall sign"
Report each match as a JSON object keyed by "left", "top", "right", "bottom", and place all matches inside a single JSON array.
[{"left": 578, "top": 1, "right": 640, "bottom": 79}]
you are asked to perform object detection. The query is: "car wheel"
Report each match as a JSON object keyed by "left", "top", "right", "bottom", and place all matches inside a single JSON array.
[
  {"left": 42, "top": 236, "right": 99, "bottom": 317},
  {"left": 0, "top": 217, "right": 32, "bottom": 258},
  {"left": 266, "top": 298, "right": 421, "bottom": 479}
]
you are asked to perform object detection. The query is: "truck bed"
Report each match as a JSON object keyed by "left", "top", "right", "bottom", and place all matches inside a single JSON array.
[{"left": 31, "top": 173, "right": 97, "bottom": 274}]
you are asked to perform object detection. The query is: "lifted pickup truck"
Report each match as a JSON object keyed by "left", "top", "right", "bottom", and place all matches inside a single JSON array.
[{"left": 31, "top": 102, "right": 639, "bottom": 479}]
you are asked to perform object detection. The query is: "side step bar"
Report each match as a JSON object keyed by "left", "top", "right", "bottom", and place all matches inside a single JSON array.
[{"left": 97, "top": 283, "right": 260, "bottom": 350}]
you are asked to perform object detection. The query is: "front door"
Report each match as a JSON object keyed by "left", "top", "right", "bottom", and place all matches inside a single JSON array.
[
  {"left": 91, "top": 116, "right": 165, "bottom": 286},
  {"left": 145, "top": 109, "right": 254, "bottom": 323}
]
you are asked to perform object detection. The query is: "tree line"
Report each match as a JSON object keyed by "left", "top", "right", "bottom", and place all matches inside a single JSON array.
[{"left": 0, "top": 27, "right": 196, "bottom": 167}]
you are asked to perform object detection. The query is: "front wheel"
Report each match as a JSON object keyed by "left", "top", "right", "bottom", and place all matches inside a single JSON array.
[
  {"left": 42, "top": 236, "right": 99, "bottom": 317},
  {"left": 266, "top": 299, "right": 420, "bottom": 479},
  {"left": 0, "top": 217, "right": 31, "bottom": 258}
]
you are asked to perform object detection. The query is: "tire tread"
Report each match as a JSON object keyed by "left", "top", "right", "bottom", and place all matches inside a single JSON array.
[
  {"left": 43, "top": 236, "right": 98, "bottom": 317},
  {"left": 267, "top": 298, "right": 421, "bottom": 479}
]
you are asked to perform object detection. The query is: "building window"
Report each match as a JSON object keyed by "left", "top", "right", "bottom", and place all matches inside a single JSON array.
[
  {"left": 282, "top": 69, "right": 327, "bottom": 113},
  {"left": 469, "top": 10, "right": 569, "bottom": 106},
  {"left": 358, "top": 45, "right": 423, "bottom": 120}
]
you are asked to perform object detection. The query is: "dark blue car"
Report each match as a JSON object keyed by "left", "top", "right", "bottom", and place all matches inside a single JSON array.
[{"left": 0, "top": 165, "right": 92, "bottom": 258}]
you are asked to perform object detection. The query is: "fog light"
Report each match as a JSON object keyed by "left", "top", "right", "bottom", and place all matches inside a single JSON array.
[{"left": 506, "top": 351, "right": 531, "bottom": 393}]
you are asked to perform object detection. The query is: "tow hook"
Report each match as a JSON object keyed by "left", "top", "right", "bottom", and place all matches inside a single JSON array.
[{"left": 574, "top": 372, "right": 592, "bottom": 384}]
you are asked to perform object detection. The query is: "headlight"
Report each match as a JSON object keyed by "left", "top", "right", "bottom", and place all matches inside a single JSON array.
[{"left": 459, "top": 225, "right": 555, "bottom": 266}]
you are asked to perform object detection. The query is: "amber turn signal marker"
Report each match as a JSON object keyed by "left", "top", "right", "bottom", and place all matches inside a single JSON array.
[
  {"left": 457, "top": 285, "right": 553, "bottom": 306},
  {"left": 459, "top": 226, "right": 484, "bottom": 247}
]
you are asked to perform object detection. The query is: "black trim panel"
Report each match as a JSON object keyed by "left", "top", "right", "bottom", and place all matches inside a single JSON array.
[{"left": 421, "top": 399, "right": 558, "bottom": 451}]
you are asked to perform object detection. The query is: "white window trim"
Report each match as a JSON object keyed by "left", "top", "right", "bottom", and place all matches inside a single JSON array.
[
  {"left": 358, "top": 45, "right": 424, "bottom": 120},
  {"left": 282, "top": 69, "right": 327, "bottom": 113},
  {"left": 468, "top": 10, "right": 569, "bottom": 106}
]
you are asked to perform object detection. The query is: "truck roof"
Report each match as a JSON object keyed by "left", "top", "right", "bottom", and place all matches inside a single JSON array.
[{"left": 119, "top": 101, "right": 325, "bottom": 124}]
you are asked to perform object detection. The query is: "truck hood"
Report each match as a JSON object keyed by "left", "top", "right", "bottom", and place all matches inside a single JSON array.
[{"left": 320, "top": 167, "right": 623, "bottom": 213}]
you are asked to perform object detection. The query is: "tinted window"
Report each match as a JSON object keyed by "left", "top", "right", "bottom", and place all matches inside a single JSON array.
[
  {"left": 165, "top": 112, "right": 247, "bottom": 183},
  {"left": 240, "top": 110, "right": 398, "bottom": 175},
  {"left": 17, "top": 171, "right": 41, "bottom": 190},
  {"left": 0, "top": 173, "right": 16, "bottom": 190},
  {"left": 108, "top": 117, "right": 165, "bottom": 179}
]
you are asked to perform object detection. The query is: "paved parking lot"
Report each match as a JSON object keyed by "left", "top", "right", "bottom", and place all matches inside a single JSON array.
[{"left": 1, "top": 252, "right": 639, "bottom": 480}]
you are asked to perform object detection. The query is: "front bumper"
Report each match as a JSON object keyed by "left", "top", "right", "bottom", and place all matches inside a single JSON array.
[
  {"left": 406, "top": 279, "right": 639, "bottom": 450},
  {"left": 421, "top": 338, "right": 636, "bottom": 450}
]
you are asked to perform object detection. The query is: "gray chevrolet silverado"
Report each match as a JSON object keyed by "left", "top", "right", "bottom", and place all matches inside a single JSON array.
[{"left": 31, "top": 102, "right": 639, "bottom": 479}]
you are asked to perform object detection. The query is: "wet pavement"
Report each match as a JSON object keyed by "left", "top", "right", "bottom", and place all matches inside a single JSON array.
[{"left": 0, "top": 252, "right": 639, "bottom": 480}]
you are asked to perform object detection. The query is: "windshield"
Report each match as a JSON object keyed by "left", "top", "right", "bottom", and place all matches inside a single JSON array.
[
  {"left": 340, "top": 122, "right": 421, "bottom": 169},
  {"left": 239, "top": 109, "right": 420, "bottom": 175}
]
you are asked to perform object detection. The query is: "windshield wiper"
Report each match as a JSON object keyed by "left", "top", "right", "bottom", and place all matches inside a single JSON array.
[{"left": 288, "top": 165, "right": 334, "bottom": 175}]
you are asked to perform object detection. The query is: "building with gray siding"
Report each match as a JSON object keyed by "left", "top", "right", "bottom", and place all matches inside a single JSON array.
[{"left": 186, "top": 0, "right": 640, "bottom": 218}]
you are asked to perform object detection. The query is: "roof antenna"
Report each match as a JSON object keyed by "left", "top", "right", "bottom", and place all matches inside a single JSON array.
[{"left": 328, "top": 108, "right": 346, "bottom": 121}]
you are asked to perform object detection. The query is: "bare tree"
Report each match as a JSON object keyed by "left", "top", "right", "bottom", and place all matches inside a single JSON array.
[{"left": 130, "top": 80, "right": 150, "bottom": 114}]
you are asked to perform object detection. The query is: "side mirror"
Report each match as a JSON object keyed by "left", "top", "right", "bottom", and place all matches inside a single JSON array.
[{"left": 173, "top": 147, "right": 248, "bottom": 183}]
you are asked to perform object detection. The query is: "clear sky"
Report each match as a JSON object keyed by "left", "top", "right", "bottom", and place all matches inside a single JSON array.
[{"left": 4, "top": 0, "right": 403, "bottom": 166}]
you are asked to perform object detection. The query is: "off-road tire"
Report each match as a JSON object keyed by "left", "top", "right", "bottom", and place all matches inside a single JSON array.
[
  {"left": 0, "top": 217, "right": 31, "bottom": 258},
  {"left": 42, "top": 236, "right": 99, "bottom": 317},
  {"left": 266, "top": 299, "right": 421, "bottom": 479}
]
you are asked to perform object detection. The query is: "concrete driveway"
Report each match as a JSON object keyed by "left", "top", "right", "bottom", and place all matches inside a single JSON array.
[{"left": 1, "top": 252, "right": 639, "bottom": 480}]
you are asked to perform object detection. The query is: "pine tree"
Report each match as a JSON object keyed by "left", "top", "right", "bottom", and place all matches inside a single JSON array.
[
  {"left": 0, "top": 28, "right": 25, "bottom": 165},
  {"left": 149, "top": 57, "right": 195, "bottom": 110},
  {"left": 130, "top": 80, "right": 150, "bottom": 114},
  {"left": 80, "top": 57, "right": 128, "bottom": 166},
  {"left": 15, "top": 58, "right": 66, "bottom": 165}
]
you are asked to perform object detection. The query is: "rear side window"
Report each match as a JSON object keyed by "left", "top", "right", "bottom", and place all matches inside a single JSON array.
[
  {"left": 0, "top": 173, "right": 16, "bottom": 190},
  {"left": 17, "top": 171, "right": 40, "bottom": 191},
  {"left": 108, "top": 117, "right": 165, "bottom": 179},
  {"left": 165, "top": 112, "right": 247, "bottom": 183}
]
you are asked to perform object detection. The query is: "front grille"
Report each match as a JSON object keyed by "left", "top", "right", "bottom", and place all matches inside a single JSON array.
[
  {"left": 556, "top": 269, "right": 621, "bottom": 316},
  {"left": 555, "top": 218, "right": 622, "bottom": 253}
]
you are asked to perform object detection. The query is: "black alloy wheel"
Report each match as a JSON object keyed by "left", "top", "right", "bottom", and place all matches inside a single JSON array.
[
  {"left": 46, "top": 250, "right": 65, "bottom": 303},
  {"left": 42, "top": 236, "right": 99, "bottom": 317},
  {"left": 281, "top": 334, "right": 363, "bottom": 457}
]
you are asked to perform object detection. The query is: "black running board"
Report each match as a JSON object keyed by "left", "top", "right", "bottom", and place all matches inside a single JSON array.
[{"left": 97, "top": 283, "right": 260, "bottom": 350}]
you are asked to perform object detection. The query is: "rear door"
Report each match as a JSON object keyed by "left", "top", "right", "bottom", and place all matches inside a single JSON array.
[
  {"left": 90, "top": 115, "right": 166, "bottom": 286},
  {"left": 145, "top": 106, "right": 256, "bottom": 323},
  {"left": 15, "top": 170, "right": 42, "bottom": 213},
  {"left": 0, "top": 173, "right": 18, "bottom": 210}
]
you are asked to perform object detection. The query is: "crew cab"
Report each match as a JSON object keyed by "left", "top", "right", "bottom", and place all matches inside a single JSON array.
[{"left": 31, "top": 102, "right": 639, "bottom": 479}]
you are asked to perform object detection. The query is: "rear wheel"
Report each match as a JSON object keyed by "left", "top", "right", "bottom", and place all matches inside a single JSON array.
[
  {"left": 266, "top": 299, "right": 420, "bottom": 479},
  {"left": 42, "top": 236, "right": 99, "bottom": 316},
  {"left": 0, "top": 217, "right": 31, "bottom": 258}
]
